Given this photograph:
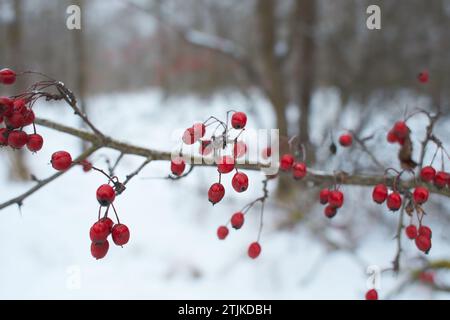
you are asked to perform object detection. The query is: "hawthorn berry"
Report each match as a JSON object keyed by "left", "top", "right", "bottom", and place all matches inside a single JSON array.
[
  {"left": 248, "top": 242, "right": 261, "bottom": 259},
  {"left": 418, "top": 271, "right": 435, "bottom": 284},
  {"left": 0, "top": 97, "right": 14, "bottom": 117},
  {"left": 387, "top": 192, "right": 402, "bottom": 211},
  {"left": 89, "top": 220, "right": 110, "bottom": 243},
  {"left": 80, "top": 159, "right": 92, "bottom": 172},
  {"left": 418, "top": 71, "right": 429, "bottom": 83},
  {"left": 319, "top": 189, "right": 329, "bottom": 205},
  {"left": 0, "top": 68, "right": 16, "bottom": 85},
  {"left": 292, "top": 162, "right": 307, "bottom": 179},
  {"left": 387, "top": 130, "right": 397, "bottom": 144},
  {"left": 280, "top": 154, "right": 294, "bottom": 171},
  {"left": 418, "top": 225, "right": 432, "bottom": 239},
  {"left": 392, "top": 121, "right": 409, "bottom": 139},
  {"left": 232, "top": 172, "right": 249, "bottom": 193},
  {"left": 22, "top": 109, "right": 35, "bottom": 126},
  {"left": 328, "top": 190, "right": 344, "bottom": 209},
  {"left": 231, "top": 112, "right": 247, "bottom": 129},
  {"left": 217, "top": 226, "right": 229, "bottom": 240},
  {"left": 217, "top": 155, "right": 235, "bottom": 174},
  {"left": 339, "top": 133, "right": 353, "bottom": 147},
  {"left": 26, "top": 134, "right": 43, "bottom": 152},
  {"left": 405, "top": 224, "right": 418, "bottom": 240},
  {"left": 0, "top": 128, "right": 9, "bottom": 145},
  {"left": 208, "top": 183, "right": 225, "bottom": 204},
  {"left": 372, "top": 184, "right": 388, "bottom": 204},
  {"left": 99, "top": 217, "right": 114, "bottom": 233},
  {"left": 413, "top": 186, "right": 429, "bottom": 205},
  {"left": 7, "top": 130, "right": 28, "bottom": 149},
  {"left": 199, "top": 140, "right": 213, "bottom": 156},
  {"left": 51, "top": 151, "right": 72, "bottom": 171},
  {"left": 96, "top": 184, "right": 116, "bottom": 206},
  {"left": 365, "top": 289, "right": 378, "bottom": 300},
  {"left": 434, "top": 171, "right": 448, "bottom": 188},
  {"left": 231, "top": 212, "right": 245, "bottom": 229},
  {"left": 112, "top": 224, "right": 130, "bottom": 246},
  {"left": 182, "top": 127, "right": 195, "bottom": 145},
  {"left": 415, "top": 235, "right": 431, "bottom": 253},
  {"left": 233, "top": 141, "right": 247, "bottom": 158},
  {"left": 91, "top": 240, "right": 109, "bottom": 260},
  {"left": 324, "top": 205, "right": 337, "bottom": 219},
  {"left": 192, "top": 123, "right": 206, "bottom": 140},
  {"left": 420, "top": 166, "right": 436, "bottom": 182},
  {"left": 5, "top": 112, "right": 24, "bottom": 129},
  {"left": 171, "top": 157, "right": 186, "bottom": 176}
]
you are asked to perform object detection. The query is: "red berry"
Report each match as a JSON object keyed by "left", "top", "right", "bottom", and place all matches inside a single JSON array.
[
  {"left": 192, "top": 123, "right": 206, "bottom": 140},
  {"left": 99, "top": 217, "right": 114, "bottom": 233},
  {"left": 418, "top": 271, "right": 435, "bottom": 284},
  {"left": 261, "top": 147, "right": 272, "bottom": 159},
  {"left": 413, "top": 186, "right": 429, "bottom": 205},
  {"left": 231, "top": 112, "right": 247, "bottom": 129},
  {"left": 89, "top": 221, "right": 110, "bottom": 243},
  {"left": 51, "top": 151, "right": 72, "bottom": 171},
  {"left": 233, "top": 141, "right": 247, "bottom": 158},
  {"left": 387, "top": 192, "right": 402, "bottom": 211},
  {"left": 231, "top": 212, "right": 245, "bottom": 229},
  {"left": 392, "top": 121, "right": 409, "bottom": 139},
  {"left": 217, "top": 226, "right": 229, "bottom": 240},
  {"left": 208, "top": 183, "right": 225, "bottom": 204},
  {"left": 280, "top": 154, "right": 294, "bottom": 171},
  {"left": 420, "top": 166, "right": 436, "bottom": 182},
  {"left": 418, "top": 71, "right": 429, "bottom": 83},
  {"left": 217, "top": 155, "right": 235, "bottom": 174},
  {"left": 0, "top": 97, "right": 14, "bottom": 117},
  {"left": 434, "top": 171, "right": 448, "bottom": 188},
  {"left": 387, "top": 130, "right": 398, "bottom": 144},
  {"left": 405, "top": 224, "right": 418, "bottom": 240},
  {"left": 319, "top": 189, "right": 329, "bottom": 205},
  {"left": 339, "top": 134, "right": 353, "bottom": 147},
  {"left": 199, "top": 140, "right": 213, "bottom": 156},
  {"left": 0, "top": 68, "right": 16, "bottom": 85},
  {"left": 248, "top": 242, "right": 261, "bottom": 259},
  {"left": 171, "top": 157, "right": 186, "bottom": 176},
  {"left": 328, "top": 190, "right": 344, "bottom": 208},
  {"left": 91, "top": 240, "right": 109, "bottom": 260},
  {"left": 415, "top": 235, "right": 431, "bottom": 253},
  {"left": 80, "top": 160, "right": 92, "bottom": 172},
  {"left": 111, "top": 224, "right": 130, "bottom": 246},
  {"left": 372, "top": 184, "right": 388, "bottom": 204},
  {"left": 324, "top": 205, "right": 337, "bottom": 219},
  {"left": 292, "top": 162, "right": 307, "bottom": 179},
  {"left": 26, "top": 134, "right": 43, "bottom": 152},
  {"left": 5, "top": 112, "right": 24, "bottom": 129},
  {"left": 7, "top": 130, "right": 28, "bottom": 149},
  {"left": 22, "top": 108, "right": 35, "bottom": 126},
  {"left": 232, "top": 172, "right": 248, "bottom": 193},
  {"left": 96, "top": 184, "right": 116, "bottom": 206},
  {"left": 182, "top": 127, "right": 195, "bottom": 145},
  {"left": 0, "top": 128, "right": 9, "bottom": 145},
  {"left": 365, "top": 289, "right": 378, "bottom": 300},
  {"left": 418, "top": 225, "right": 432, "bottom": 239}
]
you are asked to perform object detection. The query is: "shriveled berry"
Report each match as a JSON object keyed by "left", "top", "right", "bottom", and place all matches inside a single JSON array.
[
  {"left": 292, "top": 162, "right": 307, "bottom": 179},
  {"left": 217, "top": 226, "right": 229, "bottom": 240},
  {"left": 405, "top": 224, "right": 418, "bottom": 240},
  {"left": 112, "top": 224, "right": 130, "bottom": 246},
  {"left": 232, "top": 172, "right": 248, "bottom": 193},
  {"left": 7, "top": 130, "right": 28, "bottom": 149},
  {"left": 387, "top": 192, "right": 402, "bottom": 211},
  {"left": 208, "top": 183, "right": 225, "bottom": 204},
  {"left": 434, "top": 171, "right": 448, "bottom": 188},
  {"left": 418, "top": 225, "right": 432, "bottom": 239},
  {"left": 233, "top": 141, "right": 247, "bottom": 158},
  {"left": 324, "top": 205, "right": 337, "bottom": 219},
  {"left": 217, "top": 155, "right": 235, "bottom": 174},
  {"left": 280, "top": 154, "right": 294, "bottom": 171},
  {"left": 171, "top": 157, "right": 186, "bottom": 176},
  {"left": 89, "top": 221, "right": 110, "bottom": 243},
  {"left": 319, "top": 189, "right": 329, "bottom": 205},
  {"left": 420, "top": 166, "right": 436, "bottom": 182},
  {"left": 248, "top": 242, "right": 261, "bottom": 259},
  {"left": 372, "top": 184, "right": 388, "bottom": 204},
  {"left": 96, "top": 184, "right": 116, "bottom": 206},
  {"left": 328, "top": 190, "right": 344, "bottom": 208},
  {"left": 0, "top": 68, "right": 16, "bottom": 85},
  {"left": 415, "top": 235, "right": 431, "bottom": 253},
  {"left": 26, "top": 134, "right": 43, "bottom": 152},
  {"left": 231, "top": 212, "right": 245, "bottom": 229},
  {"left": 51, "top": 151, "right": 72, "bottom": 171},
  {"left": 80, "top": 160, "right": 92, "bottom": 172},
  {"left": 91, "top": 240, "right": 109, "bottom": 260},
  {"left": 339, "top": 134, "right": 353, "bottom": 147},
  {"left": 413, "top": 186, "right": 429, "bottom": 205},
  {"left": 231, "top": 112, "right": 247, "bottom": 129},
  {"left": 365, "top": 289, "right": 378, "bottom": 300}
]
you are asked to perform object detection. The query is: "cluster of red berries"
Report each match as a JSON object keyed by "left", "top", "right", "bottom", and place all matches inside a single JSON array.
[
  {"left": 279, "top": 153, "right": 307, "bottom": 179},
  {"left": 319, "top": 187, "right": 345, "bottom": 218},
  {"left": 420, "top": 166, "right": 450, "bottom": 189},
  {"left": 405, "top": 223, "right": 432, "bottom": 254},
  {"left": 0, "top": 69, "right": 44, "bottom": 152},
  {"left": 171, "top": 111, "right": 249, "bottom": 205},
  {"left": 90, "top": 183, "right": 130, "bottom": 260},
  {"left": 386, "top": 121, "right": 410, "bottom": 145}
]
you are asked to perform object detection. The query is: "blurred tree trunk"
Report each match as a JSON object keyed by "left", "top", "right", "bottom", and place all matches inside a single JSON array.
[
  {"left": 295, "top": 0, "right": 317, "bottom": 164},
  {"left": 7, "top": 0, "right": 30, "bottom": 181}
]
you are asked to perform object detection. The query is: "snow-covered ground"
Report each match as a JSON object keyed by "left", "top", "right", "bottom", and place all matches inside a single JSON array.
[{"left": 0, "top": 89, "right": 449, "bottom": 299}]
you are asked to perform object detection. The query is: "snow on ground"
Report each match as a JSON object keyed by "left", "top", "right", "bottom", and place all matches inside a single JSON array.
[{"left": 0, "top": 89, "right": 449, "bottom": 299}]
